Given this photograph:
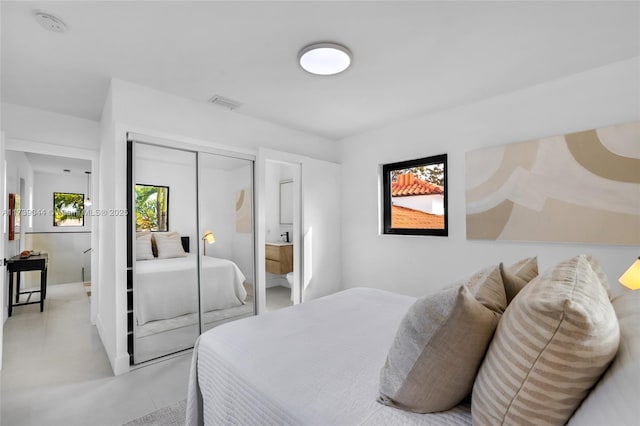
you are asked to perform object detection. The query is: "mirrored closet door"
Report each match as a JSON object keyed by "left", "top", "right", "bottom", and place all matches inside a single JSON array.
[
  {"left": 127, "top": 140, "right": 255, "bottom": 364},
  {"left": 198, "top": 153, "right": 255, "bottom": 333}
]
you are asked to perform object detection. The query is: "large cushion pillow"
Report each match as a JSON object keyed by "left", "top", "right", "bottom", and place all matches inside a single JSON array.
[
  {"left": 568, "top": 291, "right": 640, "bottom": 425},
  {"left": 472, "top": 255, "right": 620, "bottom": 425},
  {"left": 585, "top": 254, "right": 614, "bottom": 299},
  {"left": 500, "top": 256, "right": 538, "bottom": 303},
  {"left": 135, "top": 232, "right": 155, "bottom": 260},
  {"left": 153, "top": 232, "right": 187, "bottom": 259},
  {"left": 378, "top": 265, "right": 506, "bottom": 413}
]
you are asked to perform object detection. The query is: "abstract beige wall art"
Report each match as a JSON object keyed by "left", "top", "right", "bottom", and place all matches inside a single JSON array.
[
  {"left": 235, "top": 188, "right": 252, "bottom": 233},
  {"left": 466, "top": 121, "right": 640, "bottom": 245}
]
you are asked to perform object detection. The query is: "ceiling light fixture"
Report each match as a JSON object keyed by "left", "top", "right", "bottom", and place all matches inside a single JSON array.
[
  {"left": 33, "top": 10, "right": 68, "bottom": 34},
  {"left": 298, "top": 42, "right": 352, "bottom": 76}
]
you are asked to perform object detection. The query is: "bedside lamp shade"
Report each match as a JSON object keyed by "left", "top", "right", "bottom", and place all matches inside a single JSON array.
[
  {"left": 619, "top": 257, "right": 640, "bottom": 290},
  {"left": 202, "top": 230, "right": 215, "bottom": 256}
]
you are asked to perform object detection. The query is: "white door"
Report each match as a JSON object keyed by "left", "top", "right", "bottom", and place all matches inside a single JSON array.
[{"left": 0, "top": 131, "right": 6, "bottom": 370}]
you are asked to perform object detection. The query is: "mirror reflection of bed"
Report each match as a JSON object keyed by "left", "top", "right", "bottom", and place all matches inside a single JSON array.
[
  {"left": 134, "top": 236, "right": 254, "bottom": 362},
  {"left": 131, "top": 142, "right": 255, "bottom": 364}
]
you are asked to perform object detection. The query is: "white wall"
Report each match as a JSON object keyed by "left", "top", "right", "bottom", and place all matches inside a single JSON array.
[
  {"left": 3, "top": 150, "right": 34, "bottom": 323},
  {"left": 199, "top": 167, "right": 234, "bottom": 261},
  {"left": 229, "top": 166, "right": 255, "bottom": 286},
  {"left": 198, "top": 160, "right": 255, "bottom": 284},
  {"left": 1, "top": 103, "right": 100, "bottom": 150},
  {"left": 339, "top": 57, "right": 640, "bottom": 298},
  {"left": 4, "top": 150, "right": 34, "bottom": 257},
  {"left": 111, "top": 79, "right": 339, "bottom": 162},
  {"left": 97, "top": 85, "right": 125, "bottom": 374},
  {"left": 301, "top": 157, "right": 342, "bottom": 301},
  {"left": 32, "top": 171, "right": 92, "bottom": 233},
  {"left": 24, "top": 233, "right": 91, "bottom": 286},
  {"left": 135, "top": 144, "right": 198, "bottom": 253}
]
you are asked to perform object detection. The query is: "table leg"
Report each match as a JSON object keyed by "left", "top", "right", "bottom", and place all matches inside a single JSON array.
[
  {"left": 43, "top": 267, "right": 48, "bottom": 299},
  {"left": 40, "top": 269, "right": 46, "bottom": 312},
  {"left": 8, "top": 272, "right": 13, "bottom": 317},
  {"left": 15, "top": 271, "right": 20, "bottom": 303}
]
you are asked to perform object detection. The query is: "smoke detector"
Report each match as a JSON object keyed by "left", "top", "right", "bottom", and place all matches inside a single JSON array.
[
  {"left": 208, "top": 95, "right": 242, "bottom": 111},
  {"left": 33, "top": 10, "right": 68, "bottom": 34}
]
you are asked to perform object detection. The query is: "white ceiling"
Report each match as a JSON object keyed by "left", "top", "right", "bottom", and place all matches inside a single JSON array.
[
  {"left": 23, "top": 152, "right": 91, "bottom": 175},
  {"left": 2, "top": 1, "right": 639, "bottom": 140}
]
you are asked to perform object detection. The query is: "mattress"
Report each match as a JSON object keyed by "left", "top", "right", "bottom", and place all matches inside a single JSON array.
[
  {"left": 186, "top": 287, "right": 472, "bottom": 425},
  {"left": 136, "top": 254, "right": 247, "bottom": 325}
]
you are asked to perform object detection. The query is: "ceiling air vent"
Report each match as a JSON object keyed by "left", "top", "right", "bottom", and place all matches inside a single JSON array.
[{"left": 208, "top": 95, "right": 242, "bottom": 111}]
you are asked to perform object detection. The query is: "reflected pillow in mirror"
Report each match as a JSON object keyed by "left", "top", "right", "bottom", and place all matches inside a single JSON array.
[
  {"left": 153, "top": 232, "right": 187, "bottom": 259},
  {"left": 136, "top": 232, "right": 155, "bottom": 260}
]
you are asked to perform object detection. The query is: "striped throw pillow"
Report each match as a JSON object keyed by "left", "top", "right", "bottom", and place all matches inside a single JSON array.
[{"left": 472, "top": 254, "right": 620, "bottom": 425}]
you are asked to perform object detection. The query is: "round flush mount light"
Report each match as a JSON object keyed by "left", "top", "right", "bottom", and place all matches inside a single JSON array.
[
  {"left": 298, "top": 42, "right": 352, "bottom": 76},
  {"left": 33, "top": 10, "right": 68, "bottom": 34}
]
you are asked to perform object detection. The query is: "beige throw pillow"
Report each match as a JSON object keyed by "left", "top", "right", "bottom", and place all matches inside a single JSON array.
[
  {"left": 378, "top": 265, "right": 505, "bottom": 413},
  {"left": 500, "top": 256, "right": 538, "bottom": 303},
  {"left": 135, "top": 232, "right": 155, "bottom": 260},
  {"left": 472, "top": 255, "right": 620, "bottom": 426},
  {"left": 153, "top": 232, "right": 187, "bottom": 259}
]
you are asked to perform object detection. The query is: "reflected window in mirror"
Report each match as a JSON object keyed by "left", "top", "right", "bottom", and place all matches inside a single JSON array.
[{"left": 135, "top": 184, "right": 169, "bottom": 231}]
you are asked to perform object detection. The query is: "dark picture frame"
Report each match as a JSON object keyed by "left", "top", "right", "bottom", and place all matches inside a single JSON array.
[
  {"left": 53, "top": 192, "right": 85, "bottom": 227},
  {"left": 135, "top": 184, "right": 169, "bottom": 232},
  {"left": 8, "top": 193, "right": 19, "bottom": 240},
  {"left": 382, "top": 154, "right": 448, "bottom": 236}
]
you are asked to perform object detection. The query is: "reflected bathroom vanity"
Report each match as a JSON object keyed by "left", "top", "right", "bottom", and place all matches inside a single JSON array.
[{"left": 265, "top": 243, "right": 293, "bottom": 275}]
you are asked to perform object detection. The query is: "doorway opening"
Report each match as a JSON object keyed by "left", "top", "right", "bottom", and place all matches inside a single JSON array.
[
  {"left": 1, "top": 148, "right": 100, "bottom": 373},
  {"left": 264, "top": 160, "right": 300, "bottom": 312}
]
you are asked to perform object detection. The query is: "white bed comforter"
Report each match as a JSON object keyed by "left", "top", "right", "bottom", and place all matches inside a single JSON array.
[
  {"left": 136, "top": 254, "right": 247, "bottom": 325},
  {"left": 186, "top": 288, "right": 472, "bottom": 426}
]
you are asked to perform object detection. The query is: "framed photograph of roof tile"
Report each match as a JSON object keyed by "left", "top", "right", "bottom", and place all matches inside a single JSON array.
[
  {"left": 382, "top": 154, "right": 448, "bottom": 236},
  {"left": 466, "top": 121, "right": 640, "bottom": 245}
]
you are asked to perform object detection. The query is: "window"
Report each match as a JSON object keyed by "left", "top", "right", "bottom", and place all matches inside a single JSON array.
[
  {"left": 381, "top": 154, "right": 448, "bottom": 236},
  {"left": 53, "top": 192, "right": 85, "bottom": 227},
  {"left": 135, "top": 184, "right": 169, "bottom": 231}
]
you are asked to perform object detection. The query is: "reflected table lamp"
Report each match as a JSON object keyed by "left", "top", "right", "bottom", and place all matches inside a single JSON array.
[
  {"left": 202, "top": 230, "right": 215, "bottom": 256},
  {"left": 619, "top": 257, "right": 640, "bottom": 290}
]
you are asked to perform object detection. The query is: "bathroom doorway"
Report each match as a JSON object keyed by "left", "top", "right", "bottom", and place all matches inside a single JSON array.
[{"left": 264, "top": 160, "right": 300, "bottom": 312}]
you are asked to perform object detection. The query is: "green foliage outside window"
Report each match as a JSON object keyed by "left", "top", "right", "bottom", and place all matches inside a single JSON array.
[
  {"left": 135, "top": 184, "right": 169, "bottom": 231},
  {"left": 53, "top": 192, "right": 84, "bottom": 227}
]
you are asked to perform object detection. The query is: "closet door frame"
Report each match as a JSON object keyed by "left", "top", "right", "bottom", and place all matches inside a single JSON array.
[{"left": 126, "top": 133, "right": 257, "bottom": 365}]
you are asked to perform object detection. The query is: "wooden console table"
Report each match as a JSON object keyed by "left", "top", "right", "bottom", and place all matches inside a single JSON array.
[{"left": 7, "top": 253, "right": 48, "bottom": 316}]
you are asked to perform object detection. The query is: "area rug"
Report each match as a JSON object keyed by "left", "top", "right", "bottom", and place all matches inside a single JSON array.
[{"left": 122, "top": 399, "right": 186, "bottom": 426}]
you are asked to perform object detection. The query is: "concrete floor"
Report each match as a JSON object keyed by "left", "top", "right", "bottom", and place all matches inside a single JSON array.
[{"left": 1, "top": 282, "right": 191, "bottom": 426}]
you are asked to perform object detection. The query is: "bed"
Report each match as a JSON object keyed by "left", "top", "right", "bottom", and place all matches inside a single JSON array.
[
  {"left": 186, "top": 272, "right": 639, "bottom": 425},
  {"left": 135, "top": 253, "right": 248, "bottom": 325},
  {"left": 185, "top": 288, "right": 472, "bottom": 425}
]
